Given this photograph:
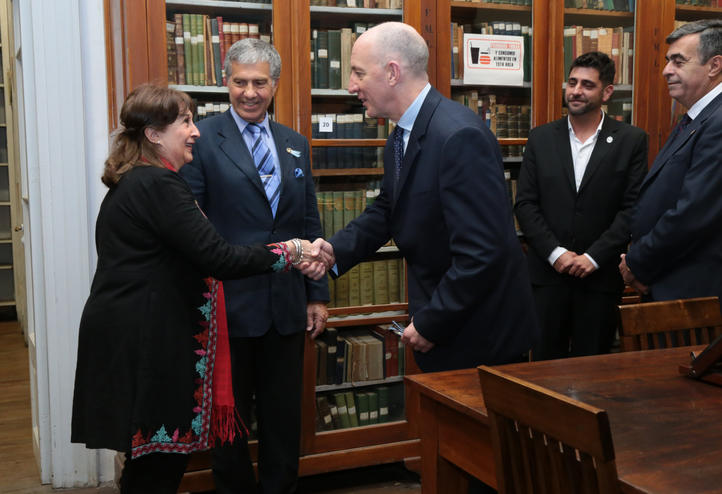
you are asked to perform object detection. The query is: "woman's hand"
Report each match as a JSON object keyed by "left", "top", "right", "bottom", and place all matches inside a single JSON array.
[{"left": 284, "top": 239, "right": 328, "bottom": 280}]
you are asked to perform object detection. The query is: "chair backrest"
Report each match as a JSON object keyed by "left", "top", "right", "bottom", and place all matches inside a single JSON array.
[
  {"left": 617, "top": 296, "right": 722, "bottom": 352},
  {"left": 478, "top": 366, "right": 620, "bottom": 494}
]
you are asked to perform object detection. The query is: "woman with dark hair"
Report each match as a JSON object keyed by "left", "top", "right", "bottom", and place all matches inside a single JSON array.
[{"left": 71, "top": 84, "right": 324, "bottom": 493}]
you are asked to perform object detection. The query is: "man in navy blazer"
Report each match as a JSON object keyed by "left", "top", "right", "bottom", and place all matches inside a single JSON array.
[
  {"left": 315, "top": 22, "right": 538, "bottom": 373},
  {"left": 181, "top": 39, "right": 328, "bottom": 494},
  {"left": 621, "top": 20, "right": 722, "bottom": 306},
  {"left": 515, "top": 52, "right": 648, "bottom": 360}
]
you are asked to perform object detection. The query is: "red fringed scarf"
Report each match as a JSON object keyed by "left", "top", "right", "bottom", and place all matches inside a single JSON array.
[
  {"left": 208, "top": 280, "right": 247, "bottom": 444},
  {"left": 154, "top": 156, "right": 245, "bottom": 444}
]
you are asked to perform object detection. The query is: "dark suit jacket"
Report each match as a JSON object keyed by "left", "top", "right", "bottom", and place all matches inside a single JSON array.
[
  {"left": 627, "top": 91, "right": 722, "bottom": 303},
  {"left": 181, "top": 111, "right": 328, "bottom": 337},
  {"left": 515, "top": 115, "right": 648, "bottom": 293},
  {"left": 329, "top": 87, "right": 538, "bottom": 372}
]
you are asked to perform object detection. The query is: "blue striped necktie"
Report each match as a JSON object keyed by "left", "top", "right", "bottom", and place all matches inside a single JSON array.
[{"left": 245, "top": 123, "right": 280, "bottom": 216}]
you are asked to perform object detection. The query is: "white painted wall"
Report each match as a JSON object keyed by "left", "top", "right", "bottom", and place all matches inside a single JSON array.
[{"left": 14, "top": 0, "right": 113, "bottom": 486}]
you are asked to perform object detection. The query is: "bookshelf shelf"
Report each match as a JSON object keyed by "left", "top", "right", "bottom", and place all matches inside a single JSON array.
[
  {"left": 498, "top": 138, "right": 526, "bottom": 145},
  {"left": 166, "top": 0, "right": 271, "bottom": 13},
  {"left": 451, "top": 78, "right": 532, "bottom": 89},
  {"left": 676, "top": 5, "right": 722, "bottom": 19},
  {"left": 170, "top": 84, "right": 229, "bottom": 93},
  {"left": 450, "top": 1, "right": 531, "bottom": 13},
  {"left": 311, "top": 88, "right": 353, "bottom": 96},
  {"left": 310, "top": 6, "right": 403, "bottom": 15},
  {"left": 327, "top": 307, "right": 407, "bottom": 321},
  {"left": 316, "top": 375, "right": 404, "bottom": 392},
  {"left": 564, "top": 7, "right": 634, "bottom": 18},
  {"left": 312, "top": 138, "right": 386, "bottom": 146}
]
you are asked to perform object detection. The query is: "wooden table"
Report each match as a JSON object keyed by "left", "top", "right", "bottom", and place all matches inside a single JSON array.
[{"left": 405, "top": 346, "right": 722, "bottom": 494}]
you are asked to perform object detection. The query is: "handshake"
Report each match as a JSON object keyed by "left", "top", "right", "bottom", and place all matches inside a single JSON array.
[{"left": 285, "top": 238, "right": 336, "bottom": 280}]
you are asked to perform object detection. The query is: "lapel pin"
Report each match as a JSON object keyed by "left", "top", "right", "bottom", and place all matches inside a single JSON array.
[
  {"left": 606, "top": 136, "right": 613, "bottom": 144},
  {"left": 286, "top": 147, "right": 301, "bottom": 157}
]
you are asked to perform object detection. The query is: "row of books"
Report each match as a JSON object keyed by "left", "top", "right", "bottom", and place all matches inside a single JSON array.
[
  {"left": 328, "top": 259, "right": 405, "bottom": 308},
  {"left": 193, "top": 101, "right": 230, "bottom": 121},
  {"left": 563, "top": 26, "right": 635, "bottom": 86},
  {"left": 318, "top": 189, "right": 375, "bottom": 238},
  {"left": 311, "top": 0, "right": 402, "bottom": 6},
  {"left": 316, "top": 326, "right": 406, "bottom": 385},
  {"left": 166, "top": 13, "right": 271, "bottom": 87},
  {"left": 451, "top": 22, "right": 532, "bottom": 84},
  {"left": 316, "top": 385, "right": 402, "bottom": 431},
  {"left": 311, "top": 113, "right": 392, "bottom": 169},
  {"left": 311, "top": 25, "right": 369, "bottom": 90},
  {"left": 452, "top": 91, "right": 531, "bottom": 138},
  {"left": 564, "top": 0, "right": 635, "bottom": 10}
]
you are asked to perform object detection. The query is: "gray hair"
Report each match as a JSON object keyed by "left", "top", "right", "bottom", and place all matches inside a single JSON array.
[
  {"left": 369, "top": 22, "right": 428, "bottom": 77},
  {"left": 224, "top": 38, "right": 281, "bottom": 81},
  {"left": 667, "top": 19, "right": 722, "bottom": 64}
]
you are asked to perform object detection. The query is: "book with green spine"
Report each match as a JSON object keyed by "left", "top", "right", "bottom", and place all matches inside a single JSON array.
[
  {"left": 356, "top": 392, "right": 370, "bottom": 426},
  {"left": 333, "top": 392, "right": 351, "bottom": 428},
  {"left": 344, "top": 391, "right": 359, "bottom": 427}
]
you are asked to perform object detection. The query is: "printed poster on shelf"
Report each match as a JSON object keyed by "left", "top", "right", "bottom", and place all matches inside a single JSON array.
[{"left": 463, "top": 33, "right": 524, "bottom": 87}]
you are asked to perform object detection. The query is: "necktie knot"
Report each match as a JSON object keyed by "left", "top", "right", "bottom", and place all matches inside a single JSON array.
[
  {"left": 245, "top": 123, "right": 262, "bottom": 136},
  {"left": 679, "top": 113, "right": 691, "bottom": 129}
]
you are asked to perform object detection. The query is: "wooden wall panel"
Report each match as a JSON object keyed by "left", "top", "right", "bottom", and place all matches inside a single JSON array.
[{"left": 104, "top": 0, "right": 167, "bottom": 131}]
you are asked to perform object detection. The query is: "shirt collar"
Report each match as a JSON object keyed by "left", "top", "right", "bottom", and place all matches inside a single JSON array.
[
  {"left": 687, "top": 81, "right": 722, "bottom": 120},
  {"left": 230, "top": 106, "right": 272, "bottom": 135},
  {"left": 395, "top": 83, "right": 432, "bottom": 133},
  {"left": 567, "top": 110, "right": 605, "bottom": 140}
]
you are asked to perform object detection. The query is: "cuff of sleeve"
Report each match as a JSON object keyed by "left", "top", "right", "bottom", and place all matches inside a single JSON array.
[
  {"left": 548, "top": 246, "right": 567, "bottom": 266},
  {"left": 583, "top": 253, "right": 599, "bottom": 269}
]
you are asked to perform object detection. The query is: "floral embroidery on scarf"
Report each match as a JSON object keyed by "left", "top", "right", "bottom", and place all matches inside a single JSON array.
[{"left": 130, "top": 281, "right": 219, "bottom": 458}]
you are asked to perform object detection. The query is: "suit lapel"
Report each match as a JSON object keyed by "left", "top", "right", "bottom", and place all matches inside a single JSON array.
[
  {"left": 392, "top": 88, "right": 440, "bottom": 208},
  {"left": 554, "top": 119, "right": 577, "bottom": 192},
  {"left": 642, "top": 92, "right": 722, "bottom": 189},
  {"left": 217, "top": 111, "right": 267, "bottom": 198},
  {"left": 578, "top": 116, "right": 618, "bottom": 194}
]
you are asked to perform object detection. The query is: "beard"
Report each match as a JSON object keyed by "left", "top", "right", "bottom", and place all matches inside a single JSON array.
[{"left": 566, "top": 98, "right": 596, "bottom": 116}]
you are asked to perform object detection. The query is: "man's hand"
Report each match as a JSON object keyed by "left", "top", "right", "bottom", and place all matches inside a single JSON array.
[
  {"left": 311, "top": 238, "right": 335, "bottom": 268},
  {"left": 553, "top": 251, "right": 576, "bottom": 274},
  {"left": 568, "top": 254, "right": 597, "bottom": 278},
  {"left": 400, "top": 321, "right": 434, "bottom": 353},
  {"left": 619, "top": 254, "right": 649, "bottom": 295},
  {"left": 298, "top": 261, "right": 326, "bottom": 280},
  {"left": 306, "top": 302, "right": 328, "bottom": 339}
]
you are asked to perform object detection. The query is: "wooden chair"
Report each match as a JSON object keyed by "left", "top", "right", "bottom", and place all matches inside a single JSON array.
[
  {"left": 617, "top": 296, "right": 722, "bottom": 352},
  {"left": 478, "top": 366, "right": 620, "bottom": 494}
]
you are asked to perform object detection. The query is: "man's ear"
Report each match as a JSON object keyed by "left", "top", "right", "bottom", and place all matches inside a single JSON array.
[
  {"left": 602, "top": 83, "right": 614, "bottom": 103},
  {"left": 708, "top": 54, "right": 722, "bottom": 78},
  {"left": 387, "top": 60, "right": 401, "bottom": 86}
]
